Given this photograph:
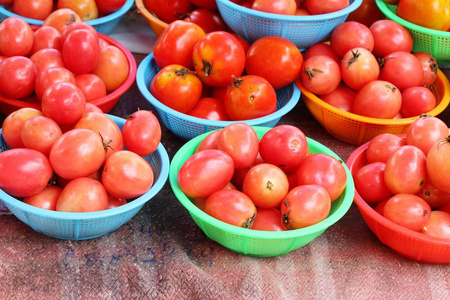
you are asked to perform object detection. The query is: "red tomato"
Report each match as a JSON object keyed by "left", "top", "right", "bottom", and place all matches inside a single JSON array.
[
  {"left": 31, "top": 26, "right": 63, "bottom": 55},
  {"left": 354, "top": 162, "right": 392, "bottom": 203},
  {"left": 62, "top": 28, "right": 99, "bottom": 74},
  {"left": 383, "top": 194, "right": 431, "bottom": 232},
  {"left": 56, "top": 177, "right": 109, "bottom": 212},
  {"left": 400, "top": 87, "right": 436, "bottom": 118},
  {"left": 188, "top": 98, "right": 230, "bottom": 121},
  {"left": 1, "top": 108, "right": 43, "bottom": 149},
  {"left": 340, "top": 47, "right": 380, "bottom": 90},
  {"left": 406, "top": 115, "right": 448, "bottom": 156},
  {"left": 107, "top": 194, "right": 127, "bottom": 209},
  {"left": 42, "top": 8, "right": 82, "bottom": 34},
  {"left": 204, "top": 189, "right": 257, "bottom": 228},
  {"left": 305, "top": 0, "right": 348, "bottom": 14},
  {"left": 303, "top": 42, "right": 340, "bottom": 65},
  {"left": 300, "top": 55, "right": 341, "bottom": 95},
  {"left": 384, "top": 145, "right": 427, "bottom": 195},
  {"left": 296, "top": 153, "right": 347, "bottom": 201},
  {"left": 413, "top": 52, "right": 439, "bottom": 88},
  {"left": 366, "top": 133, "right": 406, "bottom": 164},
  {"left": 192, "top": 31, "right": 246, "bottom": 87},
  {"left": 280, "top": 184, "right": 331, "bottom": 229},
  {"left": 245, "top": 36, "right": 303, "bottom": 89},
  {"left": 102, "top": 150, "right": 154, "bottom": 199},
  {"left": 217, "top": 122, "right": 259, "bottom": 169},
  {"left": 84, "top": 102, "right": 103, "bottom": 114},
  {"left": 21, "top": 116, "right": 62, "bottom": 156},
  {"left": 183, "top": 8, "right": 227, "bottom": 33},
  {"left": 224, "top": 75, "right": 277, "bottom": 120},
  {"left": 0, "top": 56, "right": 37, "bottom": 99},
  {"left": 346, "top": 0, "right": 385, "bottom": 27},
  {"left": 426, "top": 138, "right": 450, "bottom": 194},
  {"left": 375, "top": 198, "right": 388, "bottom": 215},
  {"left": 379, "top": 51, "right": 424, "bottom": 91},
  {"left": 189, "top": 0, "right": 218, "bottom": 10},
  {"left": 24, "top": 185, "right": 62, "bottom": 210},
  {"left": 61, "top": 22, "right": 98, "bottom": 41},
  {"left": 252, "top": 208, "right": 287, "bottom": 231},
  {"left": 231, "top": 153, "right": 265, "bottom": 191},
  {"left": 440, "top": 201, "right": 450, "bottom": 214},
  {"left": 416, "top": 180, "right": 450, "bottom": 209},
  {"left": 0, "top": 17, "right": 33, "bottom": 57},
  {"left": 397, "top": 0, "right": 450, "bottom": 31},
  {"left": 330, "top": 21, "right": 374, "bottom": 58},
  {"left": 195, "top": 130, "right": 221, "bottom": 152},
  {"left": 91, "top": 45, "right": 129, "bottom": 92},
  {"left": 74, "top": 73, "right": 107, "bottom": 102},
  {"left": 177, "top": 149, "right": 235, "bottom": 199},
  {"left": 30, "top": 48, "right": 65, "bottom": 73},
  {"left": 144, "top": 0, "right": 192, "bottom": 23},
  {"left": 319, "top": 84, "right": 356, "bottom": 112},
  {"left": 421, "top": 211, "right": 450, "bottom": 239},
  {"left": 252, "top": 0, "right": 297, "bottom": 15},
  {"left": 369, "top": 20, "right": 413, "bottom": 58},
  {"left": 122, "top": 110, "right": 161, "bottom": 157},
  {"left": 35, "top": 67, "right": 76, "bottom": 101},
  {"left": 13, "top": 0, "right": 53, "bottom": 20},
  {"left": 96, "top": 0, "right": 126, "bottom": 15}
]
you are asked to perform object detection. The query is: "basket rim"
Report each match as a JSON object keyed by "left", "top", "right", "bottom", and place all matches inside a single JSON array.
[
  {"left": 216, "top": 0, "right": 363, "bottom": 22},
  {"left": 135, "top": 0, "right": 167, "bottom": 27},
  {"left": 296, "top": 69, "right": 450, "bottom": 126},
  {"left": 0, "top": 0, "right": 134, "bottom": 26},
  {"left": 375, "top": 0, "right": 450, "bottom": 38},
  {"left": 0, "top": 114, "right": 170, "bottom": 220},
  {"left": 169, "top": 126, "right": 355, "bottom": 240},
  {"left": 346, "top": 141, "right": 450, "bottom": 246},
  {"left": 136, "top": 53, "right": 301, "bottom": 128}
]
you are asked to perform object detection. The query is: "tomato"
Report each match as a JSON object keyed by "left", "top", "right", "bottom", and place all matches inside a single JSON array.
[
  {"left": 188, "top": 97, "right": 229, "bottom": 121},
  {"left": 192, "top": 31, "right": 246, "bottom": 87},
  {"left": 340, "top": 47, "right": 380, "bottom": 90},
  {"left": 366, "top": 133, "right": 406, "bottom": 164},
  {"left": 189, "top": 0, "right": 218, "bottom": 10},
  {"left": 95, "top": 0, "right": 126, "bottom": 15},
  {"left": 177, "top": 149, "right": 235, "bottom": 199},
  {"left": 406, "top": 115, "right": 448, "bottom": 156},
  {"left": 102, "top": 150, "right": 154, "bottom": 199},
  {"left": 413, "top": 52, "right": 438, "bottom": 88},
  {"left": 30, "top": 48, "right": 65, "bottom": 73},
  {"left": 296, "top": 153, "right": 347, "bottom": 201},
  {"left": 31, "top": 26, "right": 63, "bottom": 55},
  {"left": 13, "top": 0, "right": 53, "bottom": 20},
  {"left": 57, "top": 0, "right": 99, "bottom": 21},
  {"left": 354, "top": 162, "right": 392, "bottom": 203},
  {"left": 224, "top": 75, "right": 277, "bottom": 120},
  {"left": 319, "top": 84, "right": 356, "bottom": 112},
  {"left": 195, "top": 129, "right": 221, "bottom": 152},
  {"left": 280, "top": 184, "right": 331, "bottom": 229},
  {"left": 61, "top": 21, "right": 98, "bottom": 41},
  {"left": 305, "top": 0, "right": 348, "bottom": 14},
  {"left": 204, "top": 189, "right": 256, "bottom": 228},
  {"left": 245, "top": 36, "right": 303, "bottom": 89},
  {"left": 107, "top": 194, "right": 127, "bottom": 209},
  {"left": 21, "top": 116, "right": 62, "bottom": 156},
  {"left": 84, "top": 102, "right": 103, "bottom": 114},
  {"left": 379, "top": 51, "right": 424, "bottom": 91},
  {"left": 1, "top": 108, "right": 43, "bottom": 149},
  {"left": 374, "top": 198, "right": 388, "bottom": 215},
  {"left": 252, "top": 208, "right": 286, "bottom": 231},
  {"left": 41, "top": 82, "right": 86, "bottom": 126},
  {"left": 259, "top": 125, "right": 309, "bottom": 170},
  {"left": 144, "top": 0, "right": 192, "bottom": 23},
  {"left": 346, "top": 0, "right": 385, "bottom": 27},
  {"left": 330, "top": 21, "right": 374, "bottom": 58},
  {"left": 217, "top": 122, "right": 259, "bottom": 169},
  {"left": 300, "top": 55, "right": 341, "bottom": 95},
  {"left": 122, "top": 110, "right": 161, "bottom": 157},
  {"left": 35, "top": 67, "right": 76, "bottom": 101},
  {"left": 384, "top": 145, "right": 427, "bottom": 195},
  {"left": 56, "top": 177, "right": 108, "bottom": 212},
  {"left": 252, "top": 0, "right": 297, "bottom": 15},
  {"left": 303, "top": 42, "right": 340, "bottom": 65},
  {"left": 352, "top": 80, "right": 402, "bottom": 119},
  {"left": 91, "top": 45, "right": 129, "bottom": 92},
  {"left": 24, "top": 185, "right": 62, "bottom": 210},
  {"left": 50, "top": 128, "right": 105, "bottom": 180},
  {"left": 153, "top": 20, "right": 205, "bottom": 70},
  {"left": 0, "top": 56, "right": 37, "bottom": 100},
  {"left": 421, "top": 211, "right": 450, "bottom": 239},
  {"left": 416, "top": 180, "right": 450, "bottom": 209},
  {"left": 369, "top": 20, "right": 413, "bottom": 59},
  {"left": 440, "top": 201, "right": 450, "bottom": 214},
  {"left": 0, "top": 148, "right": 53, "bottom": 198},
  {"left": 0, "top": 17, "right": 33, "bottom": 57},
  {"left": 400, "top": 87, "right": 436, "bottom": 118},
  {"left": 426, "top": 138, "right": 450, "bottom": 194},
  {"left": 231, "top": 153, "right": 265, "bottom": 190},
  {"left": 62, "top": 28, "right": 99, "bottom": 74},
  {"left": 183, "top": 9, "right": 227, "bottom": 33},
  {"left": 397, "top": 0, "right": 450, "bottom": 31},
  {"left": 74, "top": 73, "right": 107, "bottom": 102},
  {"left": 42, "top": 8, "right": 82, "bottom": 33},
  {"left": 383, "top": 194, "right": 431, "bottom": 232}
]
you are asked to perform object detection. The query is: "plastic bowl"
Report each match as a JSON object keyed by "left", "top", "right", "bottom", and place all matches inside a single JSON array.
[
  {"left": 375, "top": 0, "right": 450, "bottom": 66},
  {"left": 346, "top": 141, "right": 450, "bottom": 264},
  {"left": 296, "top": 69, "right": 450, "bottom": 145},
  {"left": 135, "top": 0, "right": 168, "bottom": 37},
  {"left": 215, "top": 0, "right": 362, "bottom": 50},
  {"left": 136, "top": 53, "right": 301, "bottom": 140},
  {"left": 169, "top": 126, "right": 355, "bottom": 257},
  {"left": 0, "top": 115, "right": 170, "bottom": 240},
  {"left": 0, "top": 32, "right": 137, "bottom": 116},
  {"left": 0, "top": 0, "right": 134, "bottom": 35}
]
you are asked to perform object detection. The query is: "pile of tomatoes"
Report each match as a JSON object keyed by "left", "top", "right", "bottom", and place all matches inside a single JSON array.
[
  {"left": 353, "top": 115, "right": 450, "bottom": 239},
  {"left": 177, "top": 123, "right": 348, "bottom": 231},
  {"left": 300, "top": 19, "right": 439, "bottom": 119},
  {"left": 233, "top": 0, "right": 350, "bottom": 15}
]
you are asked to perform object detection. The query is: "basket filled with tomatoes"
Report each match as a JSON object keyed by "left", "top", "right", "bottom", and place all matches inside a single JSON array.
[
  {"left": 0, "top": 0, "right": 134, "bottom": 35},
  {"left": 136, "top": 25, "right": 301, "bottom": 140},
  {"left": 169, "top": 123, "right": 354, "bottom": 257},
  {"left": 346, "top": 116, "right": 450, "bottom": 264},
  {"left": 0, "top": 17, "right": 136, "bottom": 116},
  {"left": 375, "top": 0, "right": 450, "bottom": 66}
]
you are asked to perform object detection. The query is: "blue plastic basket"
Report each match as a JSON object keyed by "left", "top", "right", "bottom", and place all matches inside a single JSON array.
[
  {"left": 0, "top": 0, "right": 134, "bottom": 35},
  {"left": 215, "top": 0, "right": 362, "bottom": 50},
  {"left": 136, "top": 53, "right": 301, "bottom": 141},
  {"left": 0, "top": 115, "right": 170, "bottom": 240}
]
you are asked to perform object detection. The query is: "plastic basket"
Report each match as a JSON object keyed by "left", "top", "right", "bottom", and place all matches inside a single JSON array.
[
  {"left": 0, "top": 0, "right": 134, "bottom": 35},
  {"left": 347, "top": 141, "right": 450, "bottom": 264},
  {"left": 215, "top": 0, "right": 362, "bottom": 50},
  {"left": 135, "top": 0, "right": 167, "bottom": 37},
  {"left": 0, "top": 32, "right": 137, "bottom": 116},
  {"left": 169, "top": 126, "right": 355, "bottom": 257},
  {"left": 296, "top": 69, "right": 450, "bottom": 145},
  {"left": 375, "top": 0, "right": 450, "bottom": 66},
  {"left": 0, "top": 115, "right": 170, "bottom": 240},
  {"left": 136, "top": 53, "right": 301, "bottom": 141}
]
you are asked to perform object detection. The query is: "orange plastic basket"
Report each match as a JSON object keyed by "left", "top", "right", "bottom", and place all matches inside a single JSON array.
[
  {"left": 135, "top": 0, "right": 168, "bottom": 37},
  {"left": 296, "top": 69, "right": 450, "bottom": 145},
  {"left": 346, "top": 141, "right": 450, "bottom": 264}
]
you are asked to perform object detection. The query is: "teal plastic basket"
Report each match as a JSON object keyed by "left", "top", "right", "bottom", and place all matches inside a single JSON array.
[
  {"left": 0, "top": 115, "right": 170, "bottom": 240},
  {"left": 215, "top": 0, "right": 362, "bottom": 50},
  {"left": 0, "top": 0, "right": 134, "bottom": 35},
  {"left": 136, "top": 53, "right": 301, "bottom": 141}
]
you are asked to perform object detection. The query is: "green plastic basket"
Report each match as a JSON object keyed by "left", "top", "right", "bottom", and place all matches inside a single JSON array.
[
  {"left": 169, "top": 126, "right": 355, "bottom": 257},
  {"left": 375, "top": 0, "right": 450, "bottom": 65}
]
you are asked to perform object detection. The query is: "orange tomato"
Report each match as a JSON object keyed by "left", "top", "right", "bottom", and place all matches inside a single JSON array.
[
  {"left": 396, "top": 0, "right": 450, "bottom": 31},
  {"left": 57, "top": 0, "right": 99, "bottom": 21}
]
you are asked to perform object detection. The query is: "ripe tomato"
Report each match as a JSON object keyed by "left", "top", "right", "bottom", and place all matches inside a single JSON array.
[
  {"left": 0, "top": 17, "right": 33, "bottom": 57},
  {"left": 397, "top": 0, "right": 450, "bottom": 31},
  {"left": 366, "top": 133, "right": 406, "bottom": 164},
  {"left": 177, "top": 149, "right": 235, "bottom": 199},
  {"left": 340, "top": 47, "right": 379, "bottom": 90},
  {"left": 319, "top": 84, "right": 356, "bottom": 112},
  {"left": 84, "top": 102, "right": 103, "bottom": 114},
  {"left": 31, "top": 26, "right": 63, "bottom": 55},
  {"left": 102, "top": 150, "right": 154, "bottom": 199},
  {"left": 406, "top": 115, "right": 448, "bottom": 156},
  {"left": 192, "top": 31, "right": 246, "bottom": 87},
  {"left": 13, "top": 0, "right": 53, "bottom": 20},
  {"left": 24, "top": 185, "right": 62, "bottom": 210},
  {"left": 188, "top": 98, "right": 230, "bottom": 121},
  {"left": 330, "top": 21, "right": 374, "bottom": 58},
  {"left": 62, "top": 28, "right": 99, "bottom": 74},
  {"left": 107, "top": 194, "right": 127, "bottom": 209},
  {"left": 21, "top": 116, "right": 62, "bottom": 156},
  {"left": 383, "top": 194, "right": 431, "bottom": 232},
  {"left": 35, "top": 67, "right": 76, "bottom": 101},
  {"left": 96, "top": 0, "right": 126, "bottom": 15},
  {"left": 346, "top": 0, "right": 385, "bottom": 27},
  {"left": 400, "top": 87, "right": 436, "bottom": 118},
  {"left": 74, "top": 73, "right": 107, "bottom": 102},
  {"left": 416, "top": 180, "right": 450, "bottom": 209},
  {"left": 30, "top": 48, "right": 65, "bottom": 73},
  {"left": 300, "top": 55, "right": 341, "bottom": 95},
  {"left": 421, "top": 211, "right": 450, "bottom": 239},
  {"left": 91, "top": 45, "right": 129, "bottom": 92},
  {"left": 379, "top": 51, "right": 424, "bottom": 91},
  {"left": 61, "top": 21, "right": 98, "bottom": 41},
  {"left": 42, "top": 8, "right": 82, "bottom": 33},
  {"left": 426, "top": 138, "right": 450, "bottom": 194},
  {"left": 195, "top": 130, "right": 221, "bottom": 152},
  {"left": 303, "top": 42, "right": 340, "bottom": 65},
  {"left": 0, "top": 56, "right": 37, "bottom": 99},
  {"left": 183, "top": 9, "right": 227, "bottom": 33},
  {"left": 354, "top": 162, "right": 392, "bottom": 203},
  {"left": 224, "top": 75, "right": 277, "bottom": 120},
  {"left": 57, "top": 0, "right": 98, "bottom": 21},
  {"left": 56, "top": 177, "right": 109, "bottom": 212},
  {"left": 280, "top": 184, "right": 331, "bottom": 229},
  {"left": 144, "top": 0, "right": 192, "bottom": 23},
  {"left": 252, "top": 208, "right": 287, "bottom": 231},
  {"left": 190, "top": 0, "right": 218, "bottom": 10},
  {"left": 2, "top": 108, "right": 43, "bottom": 149},
  {"left": 231, "top": 153, "right": 265, "bottom": 191},
  {"left": 413, "top": 52, "right": 438, "bottom": 88},
  {"left": 252, "top": 0, "right": 297, "bottom": 15},
  {"left": 305, "top": 0, "right": 348, "bottom": 14},
  {"left": 369, "top": 19, "right": 413, "bottom": 58}
]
